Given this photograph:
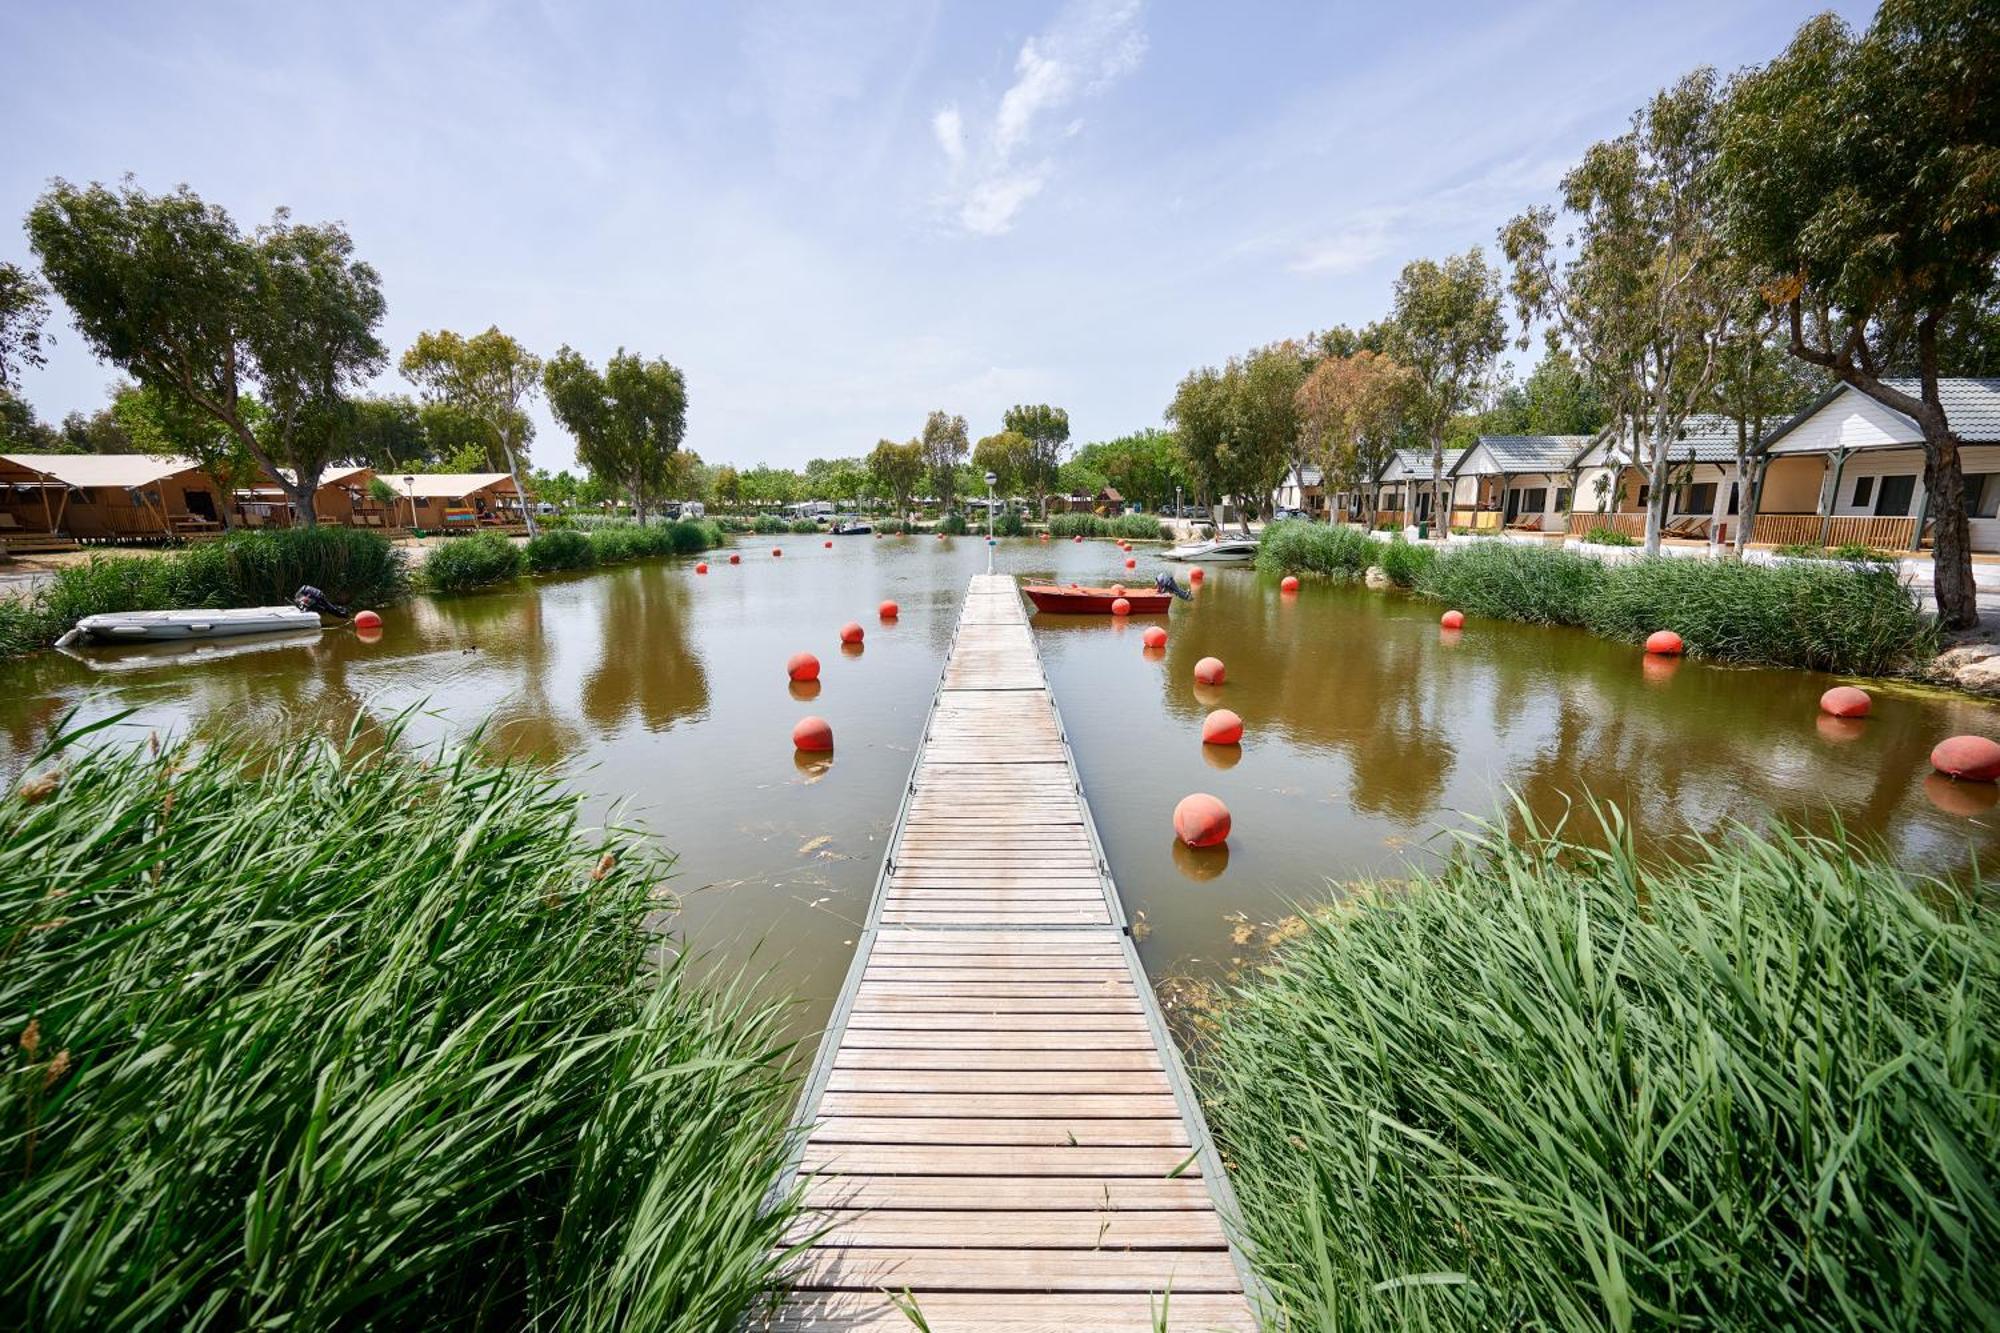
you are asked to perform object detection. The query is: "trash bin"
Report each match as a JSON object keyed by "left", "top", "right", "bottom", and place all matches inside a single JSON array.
[{"left": 1416, "top": 520, "right": 1428, "bottom": 540}]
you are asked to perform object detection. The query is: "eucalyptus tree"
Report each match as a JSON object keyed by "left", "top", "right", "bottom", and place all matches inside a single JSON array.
[
  {"left": 1001, "top": 403, "right": 1070, "bottom": 516},
  {"left": 28, "top": 180, "right": 387, "bottom": 524},
  {"left": 867, "top": 438, "right": 924, "bottom": 522},
  {"left": 1501, "top": 71, "right": 1742, "bottom": 555},
  {"left": 1295, "top": 350, "right": 1413, "bottom": 523},
  {"left": 112, "top": 382, "right": 261, "bottom": 526},
  {"left": 713, "top": 464, "right": 743, "bottom": 509},
  {"left": 0, "top": 261, "right": 50, "bottom": 394},
  {"left": 920, "top": 410, "right": 969, "bottom": 513},
  {"left": 1716, "top": 0, "right": 2000, "bottom": 627},
  {"left": 1380, "top": 251, "right": 1508, "bottom": 535},
  {"left": 972, "top": 430, "right": 1033, "bottom": 500},
  {"left": 542, "top": 345, "right": 688, "bottom": 522},
  {"left": 1711, "top": 304, "right": 1822, "bottom": 554},
  {"left": 401, "top": 327, "right": 543, "bottom": 534}
]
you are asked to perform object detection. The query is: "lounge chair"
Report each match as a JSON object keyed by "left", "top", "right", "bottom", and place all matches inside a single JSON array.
[{"left": 1506, "top": 514, "right": 1542, "bottom": 532}]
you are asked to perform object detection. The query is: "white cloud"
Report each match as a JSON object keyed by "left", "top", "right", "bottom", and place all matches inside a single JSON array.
[
  {"left": 1291, "top": 218, "right": 1395, "bottom": 276},
  {"left": 931, "top": 103, "right": 964, "bottom": 168},
  {"left": 934, "top": 0, "right": 1145, "bottom": 235}
]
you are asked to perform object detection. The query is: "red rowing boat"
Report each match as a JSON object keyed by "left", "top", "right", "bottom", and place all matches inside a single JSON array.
[{"left": 1021, "top": 582, "right": 1174, "bottom": 614}]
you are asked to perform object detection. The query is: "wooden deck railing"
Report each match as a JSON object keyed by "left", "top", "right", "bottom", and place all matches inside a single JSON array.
[
  {"left": 1750, "top": 514, "right": 1916, "bottom": 550},
  {"left": 1571, "top": 512, "right": 1647, "bottom": 539}
]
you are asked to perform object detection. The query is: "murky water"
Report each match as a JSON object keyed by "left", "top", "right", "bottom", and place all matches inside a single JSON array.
[{"left": 4, "top": 534, "right": 1997, "bottom": 1033}]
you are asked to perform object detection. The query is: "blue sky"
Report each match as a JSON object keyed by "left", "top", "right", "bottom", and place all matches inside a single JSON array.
[{"left": 2, "top": 0, "right": 1871, "bottom": 473}]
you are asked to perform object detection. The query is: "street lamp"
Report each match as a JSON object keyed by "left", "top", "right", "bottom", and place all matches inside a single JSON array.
[
  {"left": 985, "top": 470, "right": 998, "bottom": 573},
  {"left": 402, "top": 475, "right": 416, "bottom": 530}
]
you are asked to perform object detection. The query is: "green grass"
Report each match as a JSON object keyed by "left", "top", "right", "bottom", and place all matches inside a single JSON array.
[
  {"left": 1197, "top": 802, "right": 2000, "bottom": 1331},
  {"left": 0, "top": 718, "right": 800, "bottom": 1331},
  {"left": 419, "top": 530, "right": 525, "bottom": 592},
  {"left": 0, "top": 529, "right": 408, "bottom": 659},
  {"left": 1774, "top": 541, "right": 1899, "bottom": 564},
  {"left": 1580, "top": 525, "right": 1638, "bottom": 547},
  {"left": 1414, "top": 540, "right": 1608, "bottom": 627},
  {"left": 1046, "top": 513, "right": 1169, "bottom": 540},
  {"left": 1376, "top": 537, "right": 1436, "bottom": 589},
  {"left": 1255, "top": 519, "right": 1382, "bottom": 580}
]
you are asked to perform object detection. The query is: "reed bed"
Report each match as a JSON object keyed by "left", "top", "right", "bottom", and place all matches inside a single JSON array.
[
  {"left": 419, "top": 530, "right": 525, "bottom": 591},
  {"left": 0, "top": 719, "right": 799, "bottom": 1331},
  {"left": 1046, "top": 512, "right": 1169, "bottom": 540},
  {"left": 1254, "top": 520, "right": 1382, "bottom": 580},
  {"left": 1197, "top": 803, "right": 1999, "bottom": 1331},
  {"left": 1416, "top": 540, "right": 1608, "bottom": 627}
]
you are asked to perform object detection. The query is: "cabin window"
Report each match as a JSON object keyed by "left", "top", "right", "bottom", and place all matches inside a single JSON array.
[
  {"left": 1635, "top": 484, "right": 1650, "bottom": 509},
  {"left": 1503, "top": 489, "right": 1521, "bottom": 520},
  {"left": 1727, "top": 483, "right": 1740, "bottom": 515},
  {"left": 1850, "top": 476, "right": 1874, "bottom": 507},
  {"left": 1555, "top": 487, "right": 1571, "bottom": 512},
  {"left": 1875, "top": 474, "right": 1915, "bottom": 517},
  {"left": 1685, "top": 483, "right": 1716, "bottom": 515},
  {"left": 1964, "top": 474, "right": 1999, "bottom": 519},
  {"left": 1522, "top": 487, "right": 1548, "bottom": 515}
]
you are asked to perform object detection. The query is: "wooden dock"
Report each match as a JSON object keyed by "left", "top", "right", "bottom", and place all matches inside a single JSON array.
[{"left": 766, "top": 575, "right": 1260, "bottom": 1331}]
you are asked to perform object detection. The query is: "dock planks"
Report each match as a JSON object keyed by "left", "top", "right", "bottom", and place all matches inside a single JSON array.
[{"left": 767, "top": 575, "right": 1259, "bottom": 1331}]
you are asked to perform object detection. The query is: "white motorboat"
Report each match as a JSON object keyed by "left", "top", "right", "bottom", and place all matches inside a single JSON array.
[
  {"left": 831, "top": 517, "right": 874, "bottom": 535},
  {"left": 1164, "top": 536, "right": 1260, "bottom": 563},
  {"left": 57, "top": 627, "right": 324, "bottom": 672},
  {"left": 55, "top": 605, "right": 325, "bottom": 648}
]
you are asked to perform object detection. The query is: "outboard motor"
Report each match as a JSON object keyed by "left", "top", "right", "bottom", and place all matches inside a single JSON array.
[
  {"left": 293, "top": 585, "right": 350, "bottom": 619},
  {"left": 1154, "top": 572, "right": 1193, "bottom": 602}
]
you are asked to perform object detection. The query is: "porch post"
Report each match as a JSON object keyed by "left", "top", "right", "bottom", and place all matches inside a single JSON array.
[
  {"left": 1819, "top": 448, "right": 1848, "bottom": 547},
  {"left": 1708, "top": 465, "right": 1729, "bottom": 546},
  {"left": 1909, "top": 476, "right": 1931, "bottom": 553}
]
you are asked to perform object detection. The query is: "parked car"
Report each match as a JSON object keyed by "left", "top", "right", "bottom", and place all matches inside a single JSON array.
[{"left": 1274, "top": 507, "right": 1309, "bottom": 521}]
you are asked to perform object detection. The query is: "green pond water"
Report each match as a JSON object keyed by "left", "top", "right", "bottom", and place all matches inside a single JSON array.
[{"left": 4, "top": 534, "right": 1997, "bottom": 1033}]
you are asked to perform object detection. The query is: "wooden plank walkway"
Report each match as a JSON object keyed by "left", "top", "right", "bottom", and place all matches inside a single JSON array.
[{"left": 764, "top": 575, "right": 1261, "bottom": 1332}]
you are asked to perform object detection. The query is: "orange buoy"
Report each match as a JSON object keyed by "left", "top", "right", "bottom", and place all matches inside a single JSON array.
[
  {"left": 879, "top": 600, "right": 899, "bottom": 619},
  {"left": 824, "top": 539, "right": 833, "bottom": 548},
  {"left": 1039, "top": 532, "right": 1049, "bottom": 541},
  {"left": 1173, "top": 793, "right": 1231, "bottom": 848},
  {"left": 1931, "top": 735, "right": 2000, "bottom": 782},
  {"left": 1820, "top": 686, "right": 1871, "bottom": 718},
  {"left": 353, "top": 609, "right": 383, "bottom": 630},
  {"left": 1111, "top": 597, "right": 1132, "bottom": 616},
  {"left": 1201, "top": 709, "right": 1244, "bottom": 745},
  {"left": 786, "top": 651, "right": 821, "bottom": 682},
  {"left": 695, "top": 562, "right": 708, "bottom": 574},
  {"left": 1645, "top": 630, "right": 1684, "bottom": 656},
  {"left": 1189, "top": 566, "right": 1204, "bottom": 583},
  {"left": 1280, "top": 576, "right": 1299, "bottom": 593},
  {"left": 840, "top": 621, "right": 864, "bottom": 644},
  {"left": 792, "top": 716, "right": 833, "bottom": 752},
  {"left": 1193, "top": 656, "right": 1225, "bottom": 686},
  {"left": 728, "top": 553, "right": 741, "bottom": 564},
  {"left": 1440, "top": 610, "right": 1465, "bottom": 629},
  {"left": 1141, "top": 625, "right": 1167, "bottom": 649},
  {"left": 1125, "top": 558, "right": 1136, "bottom": 569},
  {"left": 772, "top": 547, "right": 783, "bottom": 557},
  {"left": 1073, "top": 534, "right": 1083, "bottom": 543}
]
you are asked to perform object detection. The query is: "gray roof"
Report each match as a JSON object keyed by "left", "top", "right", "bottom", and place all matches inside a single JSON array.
[
  {"left": 1761, "top": 378, "right": 2000, "bottom": 451},
  {"left": 1580, "top": 414, "right": 1755, "bottom": 467},
  {"left": 1461, "top": 434, "right": 1594, "bottom": 473},
  {"left": 1378, "top": 448, "right": 1464, "bottom": 483}
]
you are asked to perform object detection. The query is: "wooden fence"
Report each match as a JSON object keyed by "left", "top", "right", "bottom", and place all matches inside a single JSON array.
[{"left": 1749, "top": 514, "right": 1917, "bottom": 550}]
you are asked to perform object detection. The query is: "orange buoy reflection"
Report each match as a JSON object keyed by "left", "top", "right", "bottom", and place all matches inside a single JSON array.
[
  {"left": 1924, "top": 772, "right": 1999, "bottom": 817},
  {"left": 1201, "top": 742, "right": 1241, "bottom": 771},
  {"left": 789, "top": 679, "right": 821, "bottom": 701},
  {"left": 1815, "top": 714, "right": 1867, "bottom": 744},
  {"left": 1171, "top": 836, "right": 1230, "bottom": 881}
]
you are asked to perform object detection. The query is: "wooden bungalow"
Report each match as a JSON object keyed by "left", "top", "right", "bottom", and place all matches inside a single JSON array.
[
  {"left": 1373, "top": 448, "right": 1465, "bottom": 530},
  {"left": 1755, "top": 378, "right": 2000, "bottom": 552},
  {"left": 1568, "top": 416, "right": 1755, "bottom": 543},
  {"left": 386, "top": 473, "right": 529, "bottom": 528},
  {"left": 241, "top": 466, "right": 391, "bottom": 528},
  {"left": 0, "top": 453, "right": 228, "bottom": 544},
  {"left": 1273, "top": 465, "right": 1327, "bottom": 518},
  {"left": 1447, "top": 435, "right": 1592, "bottom": 535}
]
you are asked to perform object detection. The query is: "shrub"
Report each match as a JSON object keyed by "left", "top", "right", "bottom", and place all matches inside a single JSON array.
[
  {"left": 171, "top": 527, "right": 407, "bottom": 609},
  {"left": 588, "top": 524, "right": 646, "bottom": 563},
  {"left": 1046, "top": 513, "right": 1100, "bottom": 538},
  {"left": 420, "top": 531, "right": 524, "bottom": 592},
  {"left": 1585, "top": 555, "right": 1936, "bottom": 674},
  {"left": 876, "top": 519, "right": 908, "bottom": 535},
  {"left": 713, "top": 515, "right": 752, "bottom": 533},
  {"left": 1376, "top": 537, "right": 1436, "bottom": 588},
  {"left": 1198, "top": 805, "right": 2000, "bottom": 1331},
  {"left": 1581, "top": 525, "right": 1639, "bottom": 547},
  {"left": 787, "top": 518, "right": 819, "bottom": 534},
  {"left": 1774, "top": 541, "right": 1898, "bottom": 564},
  {"left": 1109, "top": 513, "right": 1168, "bottom": 540},
  {"left": 750, "top": 514, "right": 787, "bottom": 534},
  {"left": 0, "top": 723, "right": 798, "bottom": 1331},
  {"left": 939, "top": 512, "right": 969, "bottom": 535},
  {"left": 1415, "top": 540, "right": 1607, "bottom": 626},
  {"left": 525, "top": 527, "right": 598, "bottom": 573},
  {"left": 1046, "top": 512, "right": 1168, "bottom": 540},
  {"left": 1255, "top": 519, "right": 1382, "bottom": 580},
  {"left": 992, "top": 510, "right": 1027, "bottom": 537}
]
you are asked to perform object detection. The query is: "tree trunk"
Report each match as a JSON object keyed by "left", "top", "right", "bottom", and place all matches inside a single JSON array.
[
  {"left": 500, "top": 430, "right": 537, "bottom": 537},
  {"left": 1643, "top": 422, "right": 1669, "bottom": 556},
  {"left": 285, "top": 466, "right": 321, "bottom": 529},
  {"left": 1924, "top": 427, "right": 1978, "bottom": 630}
]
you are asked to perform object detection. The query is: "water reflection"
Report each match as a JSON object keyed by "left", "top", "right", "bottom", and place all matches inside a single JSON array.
[{"left": 1171, "top": 837, "right": 1230, "bottom": 881}]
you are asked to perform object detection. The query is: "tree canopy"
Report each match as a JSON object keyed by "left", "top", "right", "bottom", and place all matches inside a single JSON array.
[
  {"left": 1380, "top": 250, "right": 1508, "bottom": 524},
  {"left": 1000, "top": 403, "right": 1070, "bottom": 512},
  {"left": 542, "top": 345, "right": 688, "bottom": 520},
  {"left": 401, "top": 326, "right": 542, "bottom": 533},
  {"left": 919, "top": 410, "right": 969, "bottom": 511},
  {"left": 868, "top": 438, "right": 925, "bottom": 519}
]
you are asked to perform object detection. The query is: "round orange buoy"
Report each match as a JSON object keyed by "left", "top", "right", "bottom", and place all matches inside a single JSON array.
[
  {"left": 695, "top": 561, "right": 708, "bottom": 574},
  {"left": 786, "top": 651, "right": 820, "bottom": 682},
  {"left": 937, "top": 532, "right": 946, "bottom": 541},
  {"left": 1280, "top": 576, "right": 1299, "bottom": 593},
  {"left": 1820, "top": 686, "right": 1871, "bottom": 718},
  {"left": 729, "top": 553, "right": 741, "bottom": 564},
  {"left": 1111, "top": 597, "right": 1131, "bottom": 616},
  {"left": 1931, "top": 735, "right": 2000, "bottom": 782},
  {"left": 353, "top": 609, "right": 383, "bottom": 630},
  {"left": 772, "top": 547, "right": 783, "bottom": 557},
  {"left": 1039, "top": 532, "right": 1049, "bottom": 541},
  {"left": 840, "top": 621, "right": 864, "bottom": 644},
  {"left": 1440, "top": 610, "right": 1464, "bottom": 629},
  {"left": 824, "top": 539, "right": 833, "bottom": 548},
  {"left": 879, "top": 600, "right": 899, "bottom": 619},
  {"left": 1142, "top": 625, "right": 1167, "bottom": 649},
  {"left": 1125, "top": 558, "right": 1136, "bottom": 569},
  {"left": 1194, "top": 656, "right": 1225, "bottom": 686},
  {"left": 1074, "top": 535, "right": 1083, "bottom": 543},
  {"left": 1189, "top": 566, "right": 1204, "bottom": 583},
  {"left": 792, "top": 716, "right": 833, "bottom": 752},
  {"left": 1201, "top": 708, "right": 1243, "bottom": 745},
  {"left": 1645, "top": 630, "right": 1684, "bottom": 656},
  {"left": 1173, "top": 793, "right": 1231, "bottom": 848}
]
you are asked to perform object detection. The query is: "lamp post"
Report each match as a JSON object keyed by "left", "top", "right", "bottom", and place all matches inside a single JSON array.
[
  {"left": 403, "top": 475, "right": 416, "bottom": 531},
  {"left": 985, "top": 470, "right": 997, "bottom": 573}
]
